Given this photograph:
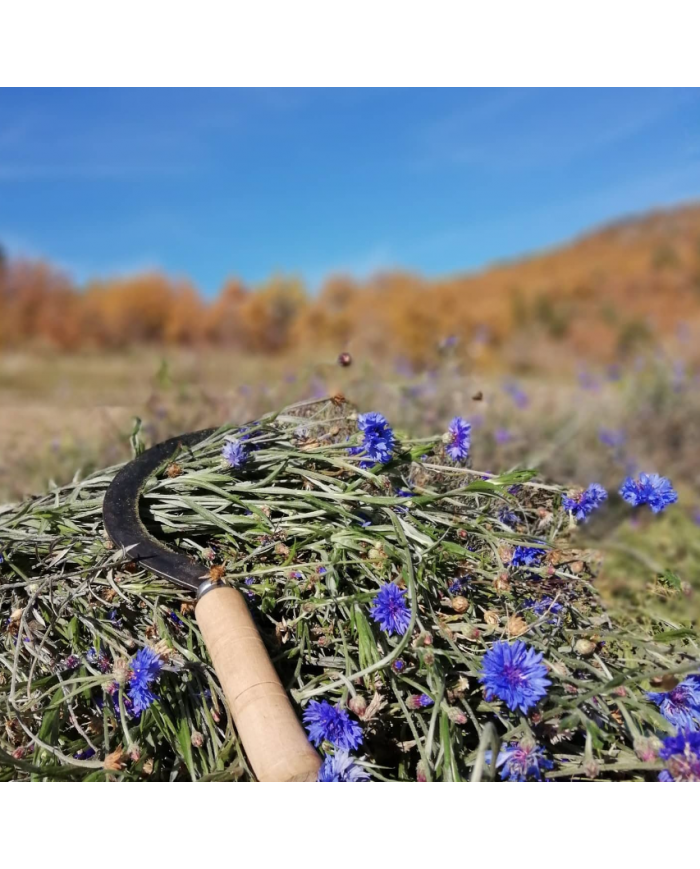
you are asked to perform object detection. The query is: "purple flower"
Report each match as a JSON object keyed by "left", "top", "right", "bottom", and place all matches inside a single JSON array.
[
  {"left": 658, "top": 731, "right": 700, "bottom": 781},
  {"left": 63, "top": 655, "right": 80, "bottom": 671},
  {"left": 222, "top": 438, "right": 247, "bottom": 469},
  {"left": 619, "top": 473, "right": 678, "bottom": 513},
  {"left": 370, "top": 582, "right": 411, "bottom": 636},
  {"left": 486, "top": 739, "right": 553, "bottom": 781},
  {"left": 303, "top": 700, "right": 363, "bottom": 750},
  {"left": 495, "top": 428, "right": 512, "bottom": 445},
  {"left": 647, "top": 679, "right": 700, "bottom": 731},
  {"left": 127, "top": 647, "right": 163, "bottom": 716},
  {"left": 445, "top": 417, "right": 471, "bottom": 462},
  {"left": 479, "top": 640, "right": 551, "bottom": 713},
  {"left": 598, "top": 427, "right": 625, "bottom": 449},
  {"left": 407, "top": 693, "right": 434, "bottom": 710},
  {"left": 318, "top": 750, "right": 370, "bottom": 782},
  {"left": 563, "top": 483, "right": 608, "bottom": 523},
  {"left": 503, "top": 381, "right": 528, "bottom": 408}
]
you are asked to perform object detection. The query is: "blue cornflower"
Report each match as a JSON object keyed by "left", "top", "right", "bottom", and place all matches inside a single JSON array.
[
  {"left": 370, "top": 582, "right": 411, "bottom": 636},
  {"left": 445, "top": 417, "right": 471, "bottom": 462},
  {"left": 349, "top": 412, "right": 395, "bottom": 468},
  {"left": 448, "top": 576, "right": 466, "bottom": 594},
  {"left": 303, "top": 700, "right": 363, "bottom": 750},
  {"left": 479, "top": 640, "right": 551, "bottom": 713},
  {"left": 317, "top": 750, "right": 370, "bottom": 782},
  {"left": 486, "top": 739, "right": 553, "bottom": 781},
  {"left": 357, "top": 411, "right": 390, "bottom": 438},
  {"left": 563, "top": 483, "right": 608, "bottom": 523},
  {"left": 407, "top": 693, "right": 433, "bottom": 709},
  {"left": 647, "top": 679, "right": 700, "bottom": 731},
  {"left": 510, "top": 545, "right": 546, "bottom": 569},
  {"left": 658, "top": 731, "right": 700, "bottom": 781},
  {"left": 619, "top": 473, "right": 678, "bottom": 513},
  {"left": 127, "top": 647, "right": 163, "bottom": 716},
  {"left": 525, "top": 596, "right": 563, "bottom": 620},
  {"left": 222, "top": 438, "right": 247, "bottom": 469},
  {"left": 497, "top": 508, "right": 518, "bottom": 528}
]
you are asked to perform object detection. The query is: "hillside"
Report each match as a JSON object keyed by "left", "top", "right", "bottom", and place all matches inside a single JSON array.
[{"left": 2, "top": 202, "right": 700, "bottom": 370}]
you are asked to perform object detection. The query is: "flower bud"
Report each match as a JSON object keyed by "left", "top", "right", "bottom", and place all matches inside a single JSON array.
[
  {"left": 446, "top": 706, "right": 468, "bottom": 725},
  {"left": 416, "top": 760, "right": 429, "bottom": 782},
  {"left": 348, "top": 695, "right": 368, "bottom": 717},
  {"left": 634, "top": 735, "right": 661, "bottom": 763},
  {"left": 582, "top": 759, "right": 599, "bottom": 779}
]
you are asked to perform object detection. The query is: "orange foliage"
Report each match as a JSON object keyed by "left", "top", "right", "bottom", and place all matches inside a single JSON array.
[{"left": 2, "top": 204, "right": 700, "bottom": 368}]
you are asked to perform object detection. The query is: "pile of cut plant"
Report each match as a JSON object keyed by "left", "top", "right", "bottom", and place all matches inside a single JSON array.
[{"left": 1, "top": 398, "right": 698, "bottom": 781}]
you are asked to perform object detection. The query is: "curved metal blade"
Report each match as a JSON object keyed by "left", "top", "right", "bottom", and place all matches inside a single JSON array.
[{"left": 102, "top": 428, "right": 215, "bottom": 591}]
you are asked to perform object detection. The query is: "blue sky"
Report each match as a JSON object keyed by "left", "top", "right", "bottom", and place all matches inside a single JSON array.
[{"left": 1, "top": 87, "right": 699, "bottom": 295}]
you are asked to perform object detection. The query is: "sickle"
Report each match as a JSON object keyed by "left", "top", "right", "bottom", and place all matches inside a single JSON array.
[{"left": 102, "top": 429, "right": 321, "bottom": 782}]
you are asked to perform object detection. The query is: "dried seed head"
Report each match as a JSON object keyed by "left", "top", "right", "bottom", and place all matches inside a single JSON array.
[
  {"left": 550, "top": 660, "right": 569, "bottom": 678},
  {"left": 112, "top": 657, "right": 131, "bottom": 685},
  {"left": 498, "top": 544, "right": 514, "bottom": 564},
  {"left": 506, "top": 615, "right": 528, "bottom": 637},
  {"left": 191, "top": 731, "right": 205, "bottom": 748},
  {"left": 451, "top": 595, "right": 468, "bottom": 613},
  {"left": 483, "top": 610, "right": 500, "bottom": 627},
  {"left": 208, "top": 564, "right": 225, "bottom": 583},
  {"left": 574, "top": 638, "right": 597, "bottom": 656},
  {"left": 494, "top": 573, "right": 511, "bottom": 593},
  {"left": 104, "top": 745, "right": 126, "bottom": 771},
  {"left": 416, "top": 760, "right": 429, "bottom": 782},
  {"left": 166, "top": 462, "right": 182, "bottom": 478}
]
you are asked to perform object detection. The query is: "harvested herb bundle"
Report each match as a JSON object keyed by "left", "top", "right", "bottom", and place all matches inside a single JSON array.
[{"left": 1, "top": 398, "right": 697, "bottom": 781}]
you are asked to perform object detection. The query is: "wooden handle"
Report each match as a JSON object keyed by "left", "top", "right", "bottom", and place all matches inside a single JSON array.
[{"left": 195, "top": 585, "right": 321, "bottom": 782}]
